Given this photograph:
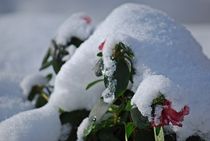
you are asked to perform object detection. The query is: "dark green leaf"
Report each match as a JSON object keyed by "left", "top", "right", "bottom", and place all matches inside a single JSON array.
[
  {"left": 60, "top": 109, "right": 89, "bottom": 125},
  {"left": 114, "top": 59, "right": 130, "bottom": 95},
  {"left": 46, "top": 73, "right": 53, "bottom": 81},
  {"left": 52, "top": 60, "right": 63, "bottom": 74},
  {"left": 59, "top": 110, "right": 89, "bottom": 141},
  {"left": 97, "top": 52, "right": 103, "bottom": 57},
  {"left": 40, "top": 60, "right": 52, "bottom": 70},
  {"left": 67, "top": 37, "right": 83, "bottom": 47},
  {"left": 35, "top": 95, "right": 48, "bottom": 108},
  {"left": 84, "top": 121, "right": 96, "bottom": 137},
  {"left": 130, "top": 108, "right": 150, "bottom": 129},
  {"left": 28, "top": 85, "right": 42, "bottom": 101},
  {"left": 125, "top": 100, "right": 132, "bottom": 111},
  {"left": 134, "top": 128, "right": 155, "bottom": 141},
  {"left": 155, "top": 127, "right": 161, "bottom": 135},
  {"left": 41, "top": 48, "right": 51, "bottom": 67},
  {"left": 98, "top": 129, "right": 120, "bottom": 141},
  {"left": 152, "top": 93, "right": 165, "bottom": 106},
  {"left": 86, "top": 79, "right": 104, "bottom": 90}
]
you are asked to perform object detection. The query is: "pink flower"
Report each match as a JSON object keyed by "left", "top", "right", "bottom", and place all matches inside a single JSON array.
[
  {"left": 152, "top": 99, "right": 190, "bottom": 127},
  {"left": 98, "top": 40, "right": 106, "bottom": 50},
  {"left": 81, "top": 16, "right": 92, "bottom": 24}
]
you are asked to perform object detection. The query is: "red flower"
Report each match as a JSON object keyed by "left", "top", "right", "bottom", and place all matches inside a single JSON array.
[
  {"left": 81, "top": 16, "right": 92, "bottom": 24},
  {"left": 98, "top": 40, "right": 106, "bottom": 50},
  {"left": 152, "top": 99, "right": 190, "bottom": 127}
]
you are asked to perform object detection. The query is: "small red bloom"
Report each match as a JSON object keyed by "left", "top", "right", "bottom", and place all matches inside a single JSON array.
[
  {"left": 81, "top": 16, "right": 92, "bottom": 24},
  {"left": 98, "top": 40, "right": 106, "bottom": 50},
  {"left": 152, "top": 99, "right": 190, "bottom": 127}
]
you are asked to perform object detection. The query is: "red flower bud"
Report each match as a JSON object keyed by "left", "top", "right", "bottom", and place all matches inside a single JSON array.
[
  {"left": 81, "top": 16, "right": 92, "bottom": 24},
  {"left": 98, "top": 40, "right": 106, "bottom": 50}
]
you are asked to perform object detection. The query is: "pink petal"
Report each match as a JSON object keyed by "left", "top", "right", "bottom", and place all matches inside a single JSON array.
[
  {"left": 98, "top": 40, "right": 106, "bottom": 50},
  {"left": 82, "top": 16, "right": 92, "bottom": 24},
  {"left": 152, "top": 99, "right": 190, "bottom": 127}
]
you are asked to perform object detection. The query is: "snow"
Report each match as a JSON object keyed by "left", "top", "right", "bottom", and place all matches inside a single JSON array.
[
  {"left": 20, "top": 73, "right": 48, "bottom": 97},
  {"left": 55, "top": 13, "right": 94, "bottom": 46},
  {"left": 0, "top": 103, "right": 61, "bottom": 141},
  {"left": 48, "top": 3, "right": 210, "bottom": 140},
  {"left": 0, "top": 13, "right": 67, "bottom": 121},
  {"left": 0, "top": 3, "right": 210, "bottom": 141},
  {"left": 77, "top": 117, "right": 89, "bottom": 141},
  {"left": 64, "top": 44, "right": 77, "bottom": 60},
  {"left": 59, "top": 123, "right": 72, "bottom": 141},
  {"left": 186, "top": 24, "right": 210, "bottom": 59},
  {"left": 131, "top": 75, "right": 186, "bottom": 121},
  {"left": 101, "top": 87, "right": 115, "bottom": 104},
  {"left": 0, "top": 96, "right": 33, "bottom": 122}
]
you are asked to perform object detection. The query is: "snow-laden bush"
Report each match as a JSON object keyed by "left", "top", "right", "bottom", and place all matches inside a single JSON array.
[{"left": 1, "top": 3, "right": 210, "bottom": 141}]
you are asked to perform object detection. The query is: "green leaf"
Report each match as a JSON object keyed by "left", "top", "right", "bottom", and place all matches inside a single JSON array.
[
  {"left": 86, "top": 79, "right": 104, "bottom": 90},
  {"left": 133, "top": 128, "right": 155, "bottom": 141},
  {"left": 59, "top": 110, "right": 89, "bottom": 141},
  {"left": 89, "top": 98, "right": 112, "bottom": 123},
  {"left": 52, "top": 59, "right": 63, "bottom": 74},
  {"left": 69, "top": 36, "right": 83, "bottom": 47},
  {"left": 97, "top": 52, "right": 103, "bottom": 57},
  {"left": 114, "top": 59, "right": 130, "bottom": 95},
  {"left": 130, "top": 108, "right": 150, "bottom": 129},
  {"left": 156, "top": 127, "right": 161, "bottom": 135},
  {"left": 84, "top": 121, "right": 96, "bottom": 137},
  {"left": 39, "top": 60, "right": 52, "bottom": 70},
  {"left": 41, "top": 48, "right": 51, "bottom": 67},
  {"left": 46, "top": 73, "right": 53, "bottom": 81},
  {"left": 125, "top": 100, "right": 132, "bottom": 111},
  {"left": 60, "top": 109, "right": 89, "bottom": 126},
  {"left": 125, "top": 122, "right": 135, "bottom": 139},
  {"left": 35, "top": 95, "right": 48, "bottom": 108},
  {"left": 152, "top": 93, "right": 165, "bottom": 106},
  {"left": 28, "top": 85, "right": 42, "bottom": 101},
  {"left": 98, "top": 128, "right": 121, "bottom": 141},
  {"left": 153, "top": 127, "right": 165, "bottom": 141},
  {"left": 104, "top": 59, "right": 130, "bottom": 96}
]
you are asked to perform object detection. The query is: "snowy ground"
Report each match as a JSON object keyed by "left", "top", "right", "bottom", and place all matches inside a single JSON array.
[{"left": 0, "top": 13, "right": 209, "bottom": 122}]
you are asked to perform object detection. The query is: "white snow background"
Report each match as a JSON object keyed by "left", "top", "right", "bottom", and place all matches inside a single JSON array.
[{"left": 0, "top": 0, "right": 209, "bottom": 140}]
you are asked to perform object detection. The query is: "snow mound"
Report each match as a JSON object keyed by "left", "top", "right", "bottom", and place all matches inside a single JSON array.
[
  {"left": 0, "top": 96, "right": 33, "bottom": 122},
  {"left": 0, "top": 104, "right": 61, "bottom": 141},
  {"left": 59, "top": 123, "right": 72, "bottom": 141},
  {"left": 20, "top": 73, "right": 48, "bottom": 97},
  {"left": 77, "top": 117, "right": 89, "bottom": 141},
  {"left": 48, "top": 3, "right": 210, "bottom": 140},
  {"left": 55, "top": 13, "right": 94, "bottom": 46}
]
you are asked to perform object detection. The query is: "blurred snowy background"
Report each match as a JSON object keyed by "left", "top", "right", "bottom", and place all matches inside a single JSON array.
[{"left": 0, "top": 0, "right": 209, "bottom": 121}]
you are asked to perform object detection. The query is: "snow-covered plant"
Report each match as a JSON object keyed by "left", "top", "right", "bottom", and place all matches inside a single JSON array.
[
  {"left": 20, "top": 73, "right": 52, "bottom": 107},
  {"left": 21, "top": 13, "right": 94, "bottom": 108},
  {"left": 81, "top": 41, "right": 190, "bottom": 141},
  {"left": 40, "top": 37, "right": 83, "bottom": 74},
  {"left": 40, "top": 13, "right": 93, "bottom": 74}
]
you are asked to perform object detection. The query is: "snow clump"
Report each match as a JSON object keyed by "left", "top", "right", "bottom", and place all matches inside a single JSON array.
[{"left": 20, "top": 73, "right": 48, "bottom": 97}]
